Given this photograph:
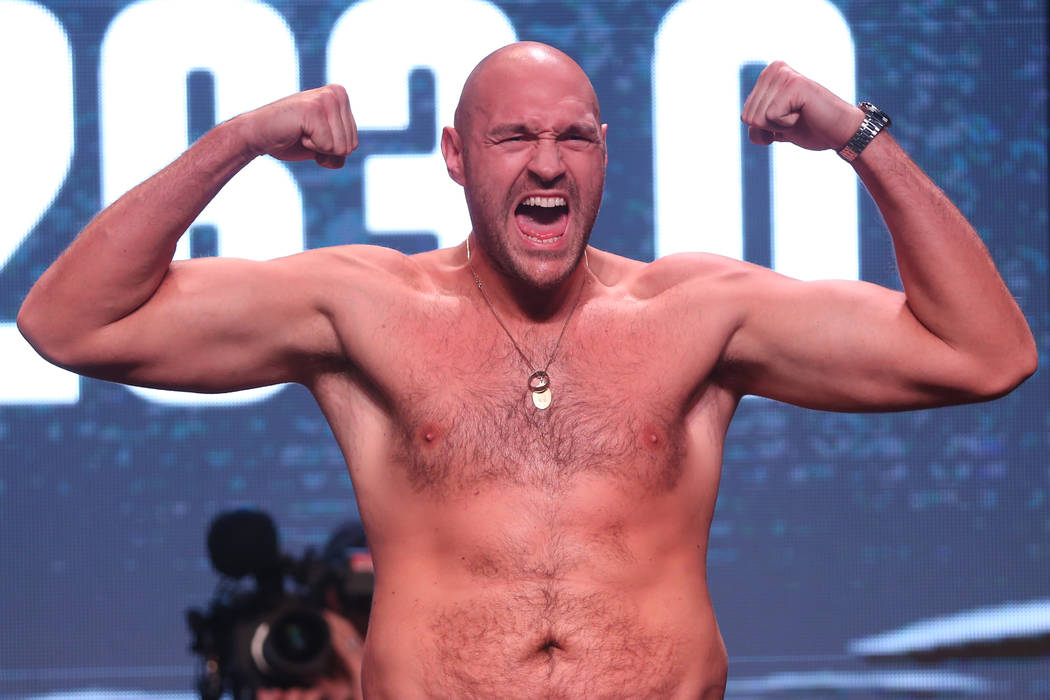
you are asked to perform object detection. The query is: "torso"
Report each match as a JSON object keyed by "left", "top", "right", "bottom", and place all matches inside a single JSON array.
[{"left": 308, "top": 245, "right": 740, "bottom": 699}]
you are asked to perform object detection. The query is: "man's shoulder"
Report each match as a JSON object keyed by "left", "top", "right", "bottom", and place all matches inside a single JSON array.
[
  {"left": 589, "top": 248, "right": 757, "bottom": 300},
  {"left": 289, "top": 243, "right": 443, "bottom": 294},
  {"left": 299, "top": 242, "right": 416, "bottom": 270}
]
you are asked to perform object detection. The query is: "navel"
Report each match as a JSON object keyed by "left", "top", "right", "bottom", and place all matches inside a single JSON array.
[{"left": 536, "top": 636, "right": 563, "bottom": 656}]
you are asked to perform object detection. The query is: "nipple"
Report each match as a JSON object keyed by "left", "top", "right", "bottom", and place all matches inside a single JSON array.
[
  {"left": 419, "top": 423, "right": 441, "bottom": 445},
  {"left": 641, "top": 424, "right": 668, "bottom": 452}
]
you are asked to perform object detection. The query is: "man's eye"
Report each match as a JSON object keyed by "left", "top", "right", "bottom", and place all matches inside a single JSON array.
[{"left": 563, "top": 137, "right": 594, "bottom": 148}]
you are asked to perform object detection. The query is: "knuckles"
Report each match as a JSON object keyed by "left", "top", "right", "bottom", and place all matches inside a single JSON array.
[
  {"left": 301, "top": 83, "right": 356, "bottom": 156},
  {"left": 324, "top": 83, "right": 349, "bottom": 102},
  {"left": 242, "top": 84, "right": 356, "bottom": 161},
  {"left": 310, "top": 83, "right": 350, "bottom": 111},
  {"left": 761, "top": 60, "right": 804, "bottom": 89},
  {"left": 741, "top": 60, "right": 813, "bottom": 131}
]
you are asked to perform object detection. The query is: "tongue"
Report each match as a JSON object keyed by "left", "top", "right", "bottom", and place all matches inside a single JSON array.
[{"left": 516, "top": 206, "right": 568, "bottom": 240}]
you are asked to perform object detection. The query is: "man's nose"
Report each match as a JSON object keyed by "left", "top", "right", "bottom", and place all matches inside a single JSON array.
[{"left": 527, "top": 139, "right": 565, "bottom": 183}]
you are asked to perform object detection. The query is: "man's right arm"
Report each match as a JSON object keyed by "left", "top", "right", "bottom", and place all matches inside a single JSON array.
[{"left": 17, "top": 85, "right": 358, "bottom": 392}]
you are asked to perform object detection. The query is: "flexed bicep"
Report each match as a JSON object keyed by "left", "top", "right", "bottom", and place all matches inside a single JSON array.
[
  {"left": 18, "top": 86, "right": 364, "bottom": 392},
  {"left": 719, "top": 269, "right": 1010, "bottom": 411},
  {"left": 46, "top": 251, "right": 344, "bottom": 393}
]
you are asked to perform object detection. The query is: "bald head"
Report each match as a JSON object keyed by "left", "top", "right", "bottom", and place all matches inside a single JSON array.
[
  {"left": 454, "top": 42, "right": 601, "bottom": 136},
  {"left": 439, "top": 41, "right": 607, "bottom": 292}
]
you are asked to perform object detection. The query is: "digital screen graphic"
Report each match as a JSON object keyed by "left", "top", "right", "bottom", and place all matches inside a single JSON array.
[{"left": 0, "top": 0, "right": 1047, "bottom": 697}]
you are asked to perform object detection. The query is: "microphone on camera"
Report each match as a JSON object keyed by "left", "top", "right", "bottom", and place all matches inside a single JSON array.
[{"left": 206, "top": 509, "right": 282, "bottom": 580}]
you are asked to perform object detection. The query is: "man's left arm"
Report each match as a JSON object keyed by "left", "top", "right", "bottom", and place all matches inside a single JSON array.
[{"left": 720, "top": 62, "right": 1036, "bottom": 410}]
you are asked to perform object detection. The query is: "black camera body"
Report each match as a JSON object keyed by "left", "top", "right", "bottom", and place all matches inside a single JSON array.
[{"left": 186, "top": 510, "right": 372, "bottom": 700}]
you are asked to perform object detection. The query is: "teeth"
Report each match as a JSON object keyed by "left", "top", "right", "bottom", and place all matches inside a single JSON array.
[
  {"left": 522, "top": 231, "right": 563, "bottom": 243},
  {"left": 523, "top": 196, "right": 566, "bottom": 208}
]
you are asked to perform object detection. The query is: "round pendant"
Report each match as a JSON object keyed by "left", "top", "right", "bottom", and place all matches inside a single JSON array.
[
  {"left": 528, "top": 370, "right": 551, "bottom": 393},
  {"left": 532, "top": 387, "right": 552, "bottom": 410}
]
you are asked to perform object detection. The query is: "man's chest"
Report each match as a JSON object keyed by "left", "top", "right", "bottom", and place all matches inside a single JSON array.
[{"left": 360, "top": 294, "right": 730, "bottom": 498}]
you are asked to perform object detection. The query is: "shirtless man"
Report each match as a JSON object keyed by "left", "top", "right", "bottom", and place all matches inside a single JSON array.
[{"left": 18, "top": 42, "right": 1035, "bottom": 699}]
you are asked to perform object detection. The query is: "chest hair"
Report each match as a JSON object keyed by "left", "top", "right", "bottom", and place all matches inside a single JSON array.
[{"left": 391, "top": 346, "right": 686, "bottom": 498}]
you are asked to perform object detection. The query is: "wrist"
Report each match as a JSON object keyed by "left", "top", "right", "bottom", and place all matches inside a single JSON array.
[
  {"left": 835, "top": 105, "right": 866, "bottom": 150},
  {"left": 181, "top": 118, "right": 261, "bottom": 185},
  {"left": 837, "top": 102, "right": 892, "bottom": 162},
  {"left": 219, "top": 113, "right": 268, "bottom": 162}
]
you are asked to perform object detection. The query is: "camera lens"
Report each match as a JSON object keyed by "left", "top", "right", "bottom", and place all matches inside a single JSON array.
[{"left": 251, "top": 605, "right": 331, "bottom": 680}]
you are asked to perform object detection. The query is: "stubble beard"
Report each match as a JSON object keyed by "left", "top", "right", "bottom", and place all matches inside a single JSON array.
[{"left": 464, "top": 178, "right": 602, "bottom": 294}]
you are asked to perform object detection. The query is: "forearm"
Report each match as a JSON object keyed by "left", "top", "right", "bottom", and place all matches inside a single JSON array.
[
  {"left": 18, "top": 118, "right": 257, "bottom": 360},
  {"left": 853, "top": 131, "right": 1036, "bottom": 388}
]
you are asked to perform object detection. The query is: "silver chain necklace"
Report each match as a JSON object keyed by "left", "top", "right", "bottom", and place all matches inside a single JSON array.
[{"left": 466, "top": 235, "right": 587, "bottom": 410}]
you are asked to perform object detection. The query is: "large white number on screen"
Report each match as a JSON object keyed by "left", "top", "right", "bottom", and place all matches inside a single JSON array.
[
  {"left": 100, "top": 0, "right": 302, "bottom": 405},
  {"left": 654, "top": 0, "right": 858, "bottom": 280},
  {"left": 327, "top": 0, "right": 517, "bottom": 250},
  {"left": 0, "top": 0, "right": 79, "bottom": 404}
]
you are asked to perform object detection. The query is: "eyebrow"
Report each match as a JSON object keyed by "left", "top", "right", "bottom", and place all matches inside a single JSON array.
[
  {"left": 561, "top": 122, "right": 601, "bottom": 138},
  {"left": 487, "top": 121, "right": 601, "bottom": 138},
  {"left": 488, "top": 123, "right": 529, "bottom": 138}
]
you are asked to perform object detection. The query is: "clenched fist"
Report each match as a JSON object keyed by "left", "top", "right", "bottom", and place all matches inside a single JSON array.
[
  {"left": 741, "top": 61, "right": 865, "bottom": 153},
  {"left": 235, "top": 84, "right": 358, "bottom": 169}
]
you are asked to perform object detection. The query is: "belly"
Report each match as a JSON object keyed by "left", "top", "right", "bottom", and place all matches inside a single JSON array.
[
  {"left": 332, "top": 357, "right": 731, "bottom": 697},
  {"left": 361, "top": 575, "right": 727, "bottom": 700}
]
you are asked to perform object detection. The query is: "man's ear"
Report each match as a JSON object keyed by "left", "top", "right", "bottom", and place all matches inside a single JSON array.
[{"left": 441, "top": 126, "right": 466, "bottom": 186}]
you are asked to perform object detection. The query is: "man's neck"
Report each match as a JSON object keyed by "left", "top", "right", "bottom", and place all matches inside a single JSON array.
[{"left": 464, "top": 237, "right": 590, "bottom": 323}]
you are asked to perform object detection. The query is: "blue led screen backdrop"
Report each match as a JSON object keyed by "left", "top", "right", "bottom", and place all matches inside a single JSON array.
[{"left": 0, "top": 0, "right": 1046, "bottom": 696}]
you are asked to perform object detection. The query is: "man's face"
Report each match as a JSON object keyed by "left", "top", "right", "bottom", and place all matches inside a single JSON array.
[{"left": 450, "top": 56, "right": 607, "bottom": 291}]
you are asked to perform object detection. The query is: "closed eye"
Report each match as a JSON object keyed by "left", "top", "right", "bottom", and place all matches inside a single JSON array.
[
  {"left": 560, "top": 127, "right": 599, "bottom": 143},
  {"left": 559, "top": 132, "right": 599, "bottom": 149}
]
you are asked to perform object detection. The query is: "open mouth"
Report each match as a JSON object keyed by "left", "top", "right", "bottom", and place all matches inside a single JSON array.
[{"left": 515, "top": 195, "right": 569, "bottom": 242}]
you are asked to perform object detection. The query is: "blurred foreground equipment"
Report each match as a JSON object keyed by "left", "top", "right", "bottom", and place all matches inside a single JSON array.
[{"left": 186, "top": 510, "right": 373, "bottom": 700}]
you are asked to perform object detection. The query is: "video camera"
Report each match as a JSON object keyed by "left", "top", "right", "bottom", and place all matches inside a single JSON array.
[{"left": 186, "top": 509, "right": 373, "bottom": 700}]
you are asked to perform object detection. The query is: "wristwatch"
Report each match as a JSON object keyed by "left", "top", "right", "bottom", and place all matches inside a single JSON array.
[{"left": 837, "top": 102, "right": 891, "bottom": 162}]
